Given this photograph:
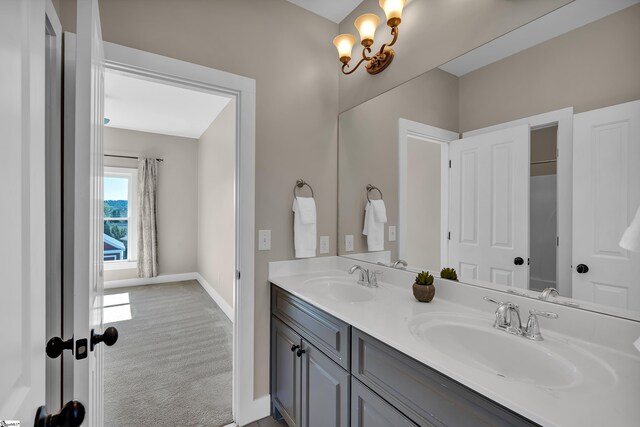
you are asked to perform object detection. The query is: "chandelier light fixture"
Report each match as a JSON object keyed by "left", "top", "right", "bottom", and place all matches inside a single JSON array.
[{"left": 333, "top": 0, "right": 406, "bottom": 75}]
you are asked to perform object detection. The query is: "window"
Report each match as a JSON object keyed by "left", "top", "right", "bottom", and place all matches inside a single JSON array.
[{"left": 104, "top": 167, "right": 138, "bottom": 263}]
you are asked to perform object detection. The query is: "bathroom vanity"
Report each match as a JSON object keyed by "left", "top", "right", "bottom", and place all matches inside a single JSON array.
[{"left": 269, "top": 259, "right": 640, "bottom": 427}]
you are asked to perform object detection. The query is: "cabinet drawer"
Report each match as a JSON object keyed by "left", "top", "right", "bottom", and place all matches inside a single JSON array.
[
  {"left": 351, "top": 377, "right": 418, "bottom": 427},
  {"left": 272, "top": 285, "right": 350, "bottom": 370},
  {"left": 352, "top": 329, "right": 538, "bottom": 427}
]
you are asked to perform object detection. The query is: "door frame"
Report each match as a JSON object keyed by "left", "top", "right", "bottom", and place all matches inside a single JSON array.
[
  {"left": 45, "top": 0, "right": 63, "bottom": 412},
  {"left": 102, "top": 42, "right": 259, "bottom": 424},
  {"left": 462, "top": 107, "right": 574, "bottom": 298},
  {"left": 398, "top": 118, "right": 458, "bottom": 269}
]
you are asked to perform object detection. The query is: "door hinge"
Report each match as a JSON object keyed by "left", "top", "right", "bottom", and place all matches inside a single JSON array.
[{"left": 236, "top": 270, "right": 241, "bottom": 280}]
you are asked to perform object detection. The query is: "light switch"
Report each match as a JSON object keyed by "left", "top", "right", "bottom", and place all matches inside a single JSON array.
[
  {"left": 345, "top": 235, "right": 354, "bottom": 252},
  {"left": 388, "top": 226, "right": 396, "bottom": 242},
  {"left": 319, "top": 236, "right": 330, "bottom": 254},
  {"left": 258, "top": 230, "right": 271, "bottom": 251}
]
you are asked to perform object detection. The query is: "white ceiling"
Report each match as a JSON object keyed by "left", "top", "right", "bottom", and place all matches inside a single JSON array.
[
  {"left": 104, "top": 70, "right": 231, "bottom": 139},
  {"left": 439, "top": 0, "right": 640, "bottom": 77},
  {"left": 287, "top": 0, "right": 363, "bottom": 23}
]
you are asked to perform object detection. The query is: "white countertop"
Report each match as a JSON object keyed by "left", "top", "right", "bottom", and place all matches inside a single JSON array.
[{"left": 269, "top": 268, "right": 640, "bottom": 427}]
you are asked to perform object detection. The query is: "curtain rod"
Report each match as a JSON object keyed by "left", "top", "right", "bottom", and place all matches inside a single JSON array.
[{"left": 104, "top": 154, "right": 164, "bottom": 162}]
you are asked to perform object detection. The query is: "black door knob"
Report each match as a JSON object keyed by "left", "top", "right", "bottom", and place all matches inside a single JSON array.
[
  {"left": 34, "top": 400, "right": 85, "bottom": 427},
  {"left": 576, "top": 264, "right": 589, "bottom": 274},
  {"left": 296, "top": 348, "right": 306, "bottom": 357},
  {"left": 514, "top": 257, "right": 524, "bottom": 266},
  {"left": 46, "top": 336, "right": 73, "bottom": 359},
  {"left": 90, "top": 326, "right": 118, "bottom": 351},
  {"left": 290, "top": 344, "right": 300, "bottom": 352}
]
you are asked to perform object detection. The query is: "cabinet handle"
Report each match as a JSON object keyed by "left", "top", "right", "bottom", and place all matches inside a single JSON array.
[
  {"left": 290, "top": 344, "right": 300, "bottom": 352},
  {"left": 296, "top": 348, "right": 306, "bottom": 357}
]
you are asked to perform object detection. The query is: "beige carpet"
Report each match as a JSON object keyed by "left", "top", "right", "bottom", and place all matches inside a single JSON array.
[{"left": 104, "top": 280, "right": 233, "bottom": 427}]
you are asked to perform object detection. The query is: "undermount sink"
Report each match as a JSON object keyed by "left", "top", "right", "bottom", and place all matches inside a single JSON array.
[
  {"left": 408, "top": 313, "right": 616, "bottom": 391},
  {"left": 303, "top": 277, "right": 376, "bottom": 303}
]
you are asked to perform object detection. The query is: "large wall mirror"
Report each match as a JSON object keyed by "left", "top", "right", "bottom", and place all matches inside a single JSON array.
[{"left": 338, "top": 3, "right": 640, "bottom": 320}]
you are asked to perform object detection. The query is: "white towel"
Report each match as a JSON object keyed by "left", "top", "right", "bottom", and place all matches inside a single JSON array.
[
  {"left": 295, "top": 197, "right": 317, "bottom": 225},
  {"left": 293, "top": 197, "right": 317, "bottom": 258},
  {"left": 620, "top": 206, "right": 640, "bottom": 252},
  {"left": 363, "top": 201, "right": 386, "bottom": 252},
  {"left": 370, "top": 199, "right": 387, "bottom": 223}
]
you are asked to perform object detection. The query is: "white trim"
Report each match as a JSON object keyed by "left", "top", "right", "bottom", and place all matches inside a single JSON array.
[
  {"left": 398, "top": 118, "right": 458, "bottom": 269},
  {"left": 103, "top": 41, "right": 260, "bottom": 426},
  {"left": 195, "top": 273, "right": 234, "bottom": 322},
  {"left": 104, "top": 272, "right": 198, "bottom": 289},
  {"left": 103, "top": 261, "right": 136, "bottom": 271},
  {"left": 462, "top": 107, "right": 574, "bottom": 298}
]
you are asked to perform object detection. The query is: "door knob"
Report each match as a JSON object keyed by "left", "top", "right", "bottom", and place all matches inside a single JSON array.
[
  {"left": 46, "top": 336, "right": 73, "bottom": 359},
  {"left": 34, "top": 400, "right": 85, "bottom": 427},
  {"left": 576, "top": 264, "right": 589, "bottom": 274},
  {"left": 514, "top": 257, "right": 524, "bottom": 266},
  {"left": 90, "top": 326, "right": 118, "bottom": 351},
  {"left": 290, "top": 344, "right": 300, "bottom": 352},
  {"left": 296, "top": 348, "right": 306, "bottom": 357}
]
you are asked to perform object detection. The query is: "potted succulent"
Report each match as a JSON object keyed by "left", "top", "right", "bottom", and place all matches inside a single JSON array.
[
  {"left": 413, "top": 271, "right": 435, "bottom": 302},
  {"left": 440, "top": 267, "right": 458, "bottom": 281}
]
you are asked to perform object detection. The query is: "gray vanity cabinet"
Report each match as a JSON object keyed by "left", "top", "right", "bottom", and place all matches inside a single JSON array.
[
  {"left": 271, "top": 287, "right": 351, "bottom": 427},
  {"left": 351, "top": 377, "right": 418, "bottom": 427},
  {"left": 271, "top": 316, "right": 302, "bottom": 427}
]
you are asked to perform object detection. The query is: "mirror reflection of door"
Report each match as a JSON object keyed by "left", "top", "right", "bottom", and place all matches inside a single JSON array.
[{"left": 529, "top": 126, "right": 558, "bottom": 292}]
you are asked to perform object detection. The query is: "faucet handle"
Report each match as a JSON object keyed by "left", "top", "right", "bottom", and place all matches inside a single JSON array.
[
  {"left": 529, "top": 309, "right": 558, "bottom": 319},
  {"left": 524, "top": 309, "right": 558, "bottom": 341},
  {"left": 369, "top": 270, "right": 383, "bottom": 287},
  {"left": 483, "top": 296, "right": 503, "bottom": 305}
]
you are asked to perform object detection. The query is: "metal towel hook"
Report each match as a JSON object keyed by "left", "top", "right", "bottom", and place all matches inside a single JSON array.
[
  {"left": 366, "top": 184, "right": 383, "bottom": 202},
  {"left": 293, "top": 179, "right": 314, "bottom": 198}
]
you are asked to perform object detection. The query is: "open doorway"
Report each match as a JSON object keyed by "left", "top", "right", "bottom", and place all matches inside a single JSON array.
[{"left": 101, "top": 68, "right": 237, "bottom": 426}]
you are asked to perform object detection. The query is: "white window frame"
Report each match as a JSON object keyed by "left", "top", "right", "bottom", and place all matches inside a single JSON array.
[{"left": 104, "top": 166, "right": 138, "bottom": 265}]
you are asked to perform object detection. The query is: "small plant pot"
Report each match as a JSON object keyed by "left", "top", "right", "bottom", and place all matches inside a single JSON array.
[{"left": 413, "top": 283, "right": 435, "bottom": 302}]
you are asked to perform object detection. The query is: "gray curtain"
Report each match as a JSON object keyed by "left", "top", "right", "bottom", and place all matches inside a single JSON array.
[{"left": 137, "top": 158, "right": 159, "bottom": 278}]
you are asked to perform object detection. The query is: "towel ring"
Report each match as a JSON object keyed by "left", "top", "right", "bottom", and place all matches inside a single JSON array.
[
  {"left": 366, "top": 184, "right": 383, "bottom": 202},
  {"left": 293, "top": 179, "right": 314, "bottom": 198}
]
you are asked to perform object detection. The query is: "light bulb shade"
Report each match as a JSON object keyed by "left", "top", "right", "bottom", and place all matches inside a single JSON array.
[
  {"left": 379, "top": 0, "right": 405, "bottom": 27},
  {"left": 333, "top": 34, "right": 356, "bottom": 64},
  {"left": 354, "top": 13, "right": 380, "bottom": 47}
]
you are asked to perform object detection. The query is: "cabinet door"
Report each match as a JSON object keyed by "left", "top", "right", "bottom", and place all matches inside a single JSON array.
[
  {"left": 301, "top": 341, "right": 350, "bottom": 427},
  {"left": 351, "top": 378, "right": 418, "bottom": 427},
  {"left": 272, "top": 316, "right": 302, "bottom": 426}
]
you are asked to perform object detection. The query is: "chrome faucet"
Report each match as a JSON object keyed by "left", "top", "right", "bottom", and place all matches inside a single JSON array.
[
  {"left": 392, "top": 259, "right": 408, "bottom": 269},
  {"left": 484, "top": 296, "right": 558, "bottom": 340},
  {"left": 484, "top": 297, "right": 522, "bottom": 335},
  {"left": 349, "top": 265, "right": 382, "bottom": 288},
  {"left": 349, "top": 265, "right": 369, "bottom": 286},
  {"left": 539, "top": 287, "right": 559, "bottom": 300}
]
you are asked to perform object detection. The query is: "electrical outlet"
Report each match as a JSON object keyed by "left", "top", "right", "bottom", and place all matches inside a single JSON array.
[
  {"left": 258, "top": 230, "right": 271, "bottom": 251},
  {"left": 388, "top": 225, "right": 396, "bottom": 242},
  {"left": 345, "top": 235, "right": 354, "bottom": 252},
  {"left": 320, "top": 236, "right": 330, "bottom": 254}
]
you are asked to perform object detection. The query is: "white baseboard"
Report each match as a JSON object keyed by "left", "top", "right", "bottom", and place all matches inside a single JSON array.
[
  {"left": 237, "top": 394, "right": 271, "bottom": 426},
  {"left": 195, "top": 273, "right": 234, "bottom": 322},
  {"left": 104, "top": 272, "right": 198, "bottom": 289}
]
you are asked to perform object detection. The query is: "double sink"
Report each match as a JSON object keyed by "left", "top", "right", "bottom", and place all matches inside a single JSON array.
[{"left": 301, "top": 275, "right": 616, "bottom": 392}]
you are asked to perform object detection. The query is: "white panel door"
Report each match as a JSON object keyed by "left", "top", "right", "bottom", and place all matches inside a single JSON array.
[
  {"left": 449, "top": 125, "right": 530, "bottom": 288},
  {"left": 63, "top": 1, "right": 106, "bottom": 425},
  {"left": 573, "top": 100, "right": 640, "bottom": 312},
  {"left": 0, "top": 0, "right": 47, "bottom": 423}
]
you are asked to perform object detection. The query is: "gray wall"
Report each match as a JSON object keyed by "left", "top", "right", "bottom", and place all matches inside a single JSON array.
[
  {"left": 103, "top": 127, "right": 199, "bottom": 281},
  {"left": 338, "top": 68, "right": 458, "bottom": 258},
  {"left": 57, "top": 0, "right": 339, "bottom": 398},
  {"left": 337, "top": 0, "right": 573, "bottom": 112},
  {"left": 197, "top": 100, "right": 236, "bottom": 309},
  {"left": 459, "top": 4, "right": 640, "bottom": 132}
]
